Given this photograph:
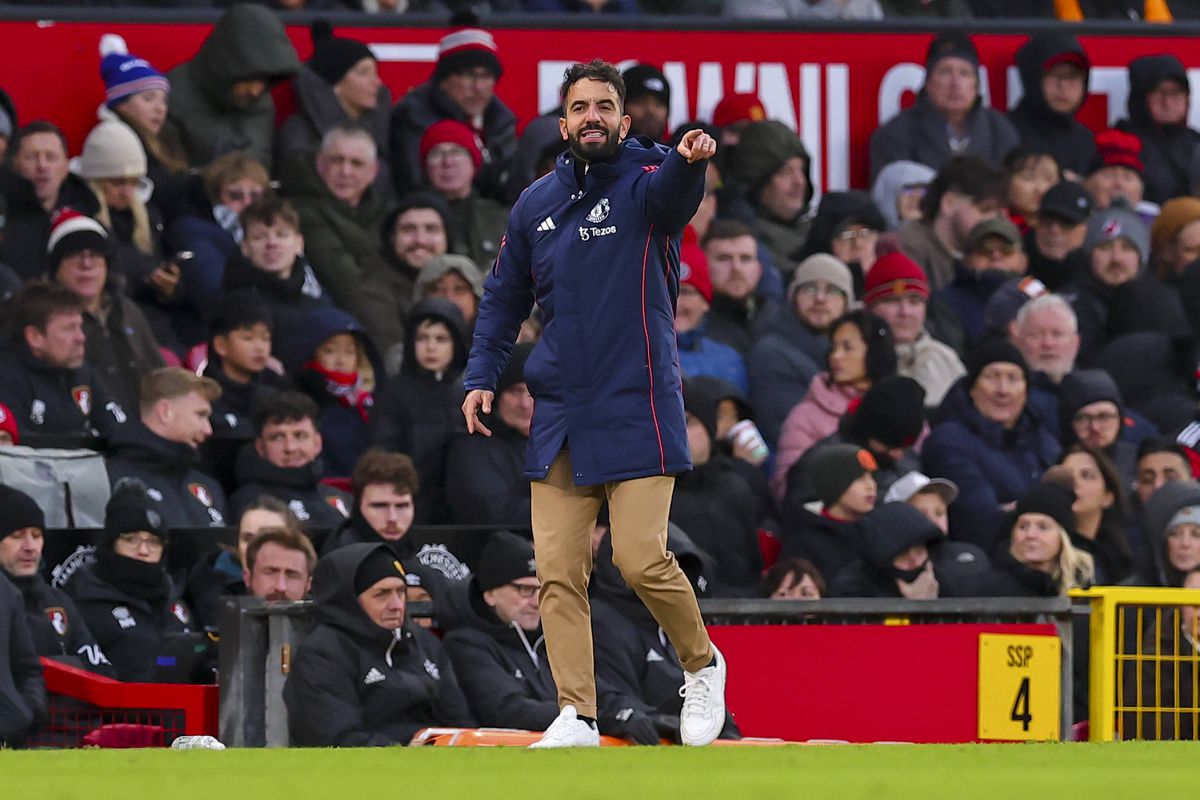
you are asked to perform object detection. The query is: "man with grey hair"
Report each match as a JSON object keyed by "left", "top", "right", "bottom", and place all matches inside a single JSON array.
[
  {"left": 281, "top": 122, "right": 389, "bottom": 314},
  {"left": 1011, "top": 293, "right": 1081, "bottom": 386}
]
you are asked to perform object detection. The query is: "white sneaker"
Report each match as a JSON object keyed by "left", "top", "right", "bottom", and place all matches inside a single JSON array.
[
  {"left": 679, "top": 646, "right": 726, "bottom": 746},
  {"left": 528, "top": 705, "right": 601, "bottom": 749}
]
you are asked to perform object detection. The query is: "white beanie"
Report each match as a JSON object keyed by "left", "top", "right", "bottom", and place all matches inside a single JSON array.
[{"left": 77, "top": 120, "right": 146, "bottom": 181}]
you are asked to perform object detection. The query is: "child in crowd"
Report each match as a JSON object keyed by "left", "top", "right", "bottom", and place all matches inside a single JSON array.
[
  {"left": 297, "top": 308, "right": 378, "bottom": 476},
  {"left": 884, "top": 470, "right": 959, "bottom": 536}
]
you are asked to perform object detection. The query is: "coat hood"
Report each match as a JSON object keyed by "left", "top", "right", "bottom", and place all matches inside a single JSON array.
[
  {"left": 400, "top": 296, "right": 469, "bottom": 377},
  {"left": 1126, "top": 55, "right": 1189, "bottom": 130},
  {"left": 311, "top": 542, "right": 409, "bottom": 645},
  {"left": 800, "top": 190, "right": 886, "bottom": 260},
  {"left": 858, "top": 502, "right": 943, "bottom": 580},
  {"left": 412, "top": 255, "right": 485, "bottom": 305},
  {"left": 1142, "top": 480, "right": 1200, "bottom": 586},
  {"left": 295, "top": 306, "right": 379, "bottom": 371},
  {"left": 181, "top": 5, "right": 299, "bottom": 110},
  {"left": 550, "top": 135, "right": 678, "bottom": 192},
  {"left": 871, "top": 160, "right": 936, "bottom": 231},
  {"left": 1015, "top": 32, "right": 1090, "bottom": 123}
]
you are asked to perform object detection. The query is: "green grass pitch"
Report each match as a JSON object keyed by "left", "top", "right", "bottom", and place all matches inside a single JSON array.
[{"left": 4, "top": 742, "right": 1199, "bottom": 799}]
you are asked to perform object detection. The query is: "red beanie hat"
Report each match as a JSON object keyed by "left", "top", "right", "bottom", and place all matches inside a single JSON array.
[
  {"left": 419, "top": 120, "right": 484, "bottom": 172},
  {"left": 712, "top": 92, "right": 767, "bottom": 129},
  {"left": 680, "top": 238, "right": 712, "bottom": 304},
  {"left": 863, "top": 251, "right": 930, "bottom": 307},
  {"left": 1090, "top": 129, "right": 1144, "bottom": 175},
  {"left": 0, "top": 403, "right": 18, "bottom": 445}
]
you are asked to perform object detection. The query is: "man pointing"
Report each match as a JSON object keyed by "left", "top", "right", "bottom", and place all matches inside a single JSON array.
[{"left": 462, "top": 59, "right": 725, "bottom": 748}]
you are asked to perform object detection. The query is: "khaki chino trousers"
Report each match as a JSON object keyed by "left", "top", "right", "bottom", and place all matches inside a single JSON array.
[{"left": 530, "top": 449, "right": 714, "bottom": 719}]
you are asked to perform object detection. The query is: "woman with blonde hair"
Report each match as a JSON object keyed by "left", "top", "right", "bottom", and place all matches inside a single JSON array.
[{"left": 981, "top": 482, "right": 1095, "bottom": 597}]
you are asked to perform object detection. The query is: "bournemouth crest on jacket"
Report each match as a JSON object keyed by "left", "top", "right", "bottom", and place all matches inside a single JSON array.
[
  {"left": 188, "top": 483, "right": 214, "bottom": 507},
  {"left": 46, "top": 607, "right": 68, "bottom": 637},
  {"left": 71, "top": 386, "right": 92, "bottom": 415}
]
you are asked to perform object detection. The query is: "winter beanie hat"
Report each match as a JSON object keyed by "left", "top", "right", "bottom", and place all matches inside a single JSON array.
[
  {"left": 419, "top": 119, "right": 484, "bottom": 172},
  {"left": 0, "top": 485, "right": 44, "bottom": 537},
  {"left": 712, "top": 92, "right": 767, "bottom": 129},
  {"left": 1057, "top": 368, "right": 1123, "bottom": 437},
  {"left": 925, "top": 31, "right": 980, "bottom": 72},
  {"left": 46, "top": 208, "right": 110, "bottom": 273},
  {"left": 680, "top": 239, "right": 713, "bottom": 304},
  {"left": 103, "top": 479, "right": 168, "bottom": 549},
  {"left": 683, "top": 379, "right": 719, "bottom": 444},
  {"left": 788, "top": 254, "right": 854, "bottom": 301},
  {"left": 354, "top": 545, "right": 407, "bottom": 595},
  {"left": 1014, "top": 482, "right": 1077, "bottom": 536},
  {"left": 434, "top": 21, "right": 502, "bottom": 81},
  {"left": 811, "top": 444, "right": 878, "bottom": 508},
  {"left": 863, "top": 252, "right": 930, "bottom": 307},
  {"left": 983, "top": 276, "right": 1047, "bottom": 335},
  {"left": 1084, "top": 198, "right": 1150, "bottom": 266},
  {"left": 1089, "top": 129, "right": 1144, "bottom": 176},
  {"left": 1151, "top": 197, "right": 1200, "bottom": 266},
  {"left": 77, "top": 120, "right": 147, "bottom": 180},
  {"left": 99, "top": 34, "right": 169, "bottom": 109},
  {"left": 965, "top": 338, "right": 1030, "bottom": 389},
  {"left": 308, "top": 20, "right": 374, "bottom": 87},
  {"left": 475, "top": 530, "right": 537, "bottom": 592},
  {"left": 847, "top": 376, "right": 926, "bottom": 449},
  {"left": 0, "top": 403, "right": 18, "bottom": 445}
]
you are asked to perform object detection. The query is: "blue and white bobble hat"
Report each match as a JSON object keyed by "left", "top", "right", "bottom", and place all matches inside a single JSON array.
[{"left": 99, "top": 34, "right": 170, "bottom": 109}]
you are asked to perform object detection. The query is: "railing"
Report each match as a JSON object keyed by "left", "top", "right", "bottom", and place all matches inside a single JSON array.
[{"left": 1073, "top": 587, "right": 1200, "bottom": 742}]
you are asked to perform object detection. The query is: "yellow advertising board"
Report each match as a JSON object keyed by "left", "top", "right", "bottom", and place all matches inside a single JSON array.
[{"left": 977, "top": 633, "right": 1061, "bottom": 741}]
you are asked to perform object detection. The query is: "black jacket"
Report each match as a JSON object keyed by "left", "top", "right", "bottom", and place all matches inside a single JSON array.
[
  {"left": 1024, "top": 229, "right": 1085, "bottom": 292},
  {"left": 443, "top": 418, "right": 531, "bottom": 528},
  {"left": 82, "top": 292, "right": 166, "bottom": 415},
  {"left": 829, "top": 503, "right": 946, "bottom": 598},
  {"left": 67, "top": 561, "right": 193, "bottom": 683},
  {"left": 778, "top": 504, "right": 861, "bottom": 586},
  {"left": 0, "top": 572, "right": 46, "bottom": 745},
  {"left": 183, "top": 548, "right": 245, "bottom": 632},
  {"left": 220, "top": 254, "right": 334, "bottom": 374},
  {"left": 1008, "top": 33, "right": 1096, "bottom": 177},
  {"left": 0, "top": 168, "right": 99, "bottom": 281},
  {"left": 670, "top": 456, "right": 764, "bottom": 596},
  {"left": 1116, "top": 55, "right": 1200, "bottom": 205},
  {"left": 0, "top": 342, "right": 126, "bottom": 444},
  {"left": 105, "top": 422, "right": 228, "bottom": 529},
  {"left": 228, "top": 446, "right": 351, "bottom": 531},
  {"left": 200, "top": 361, "right": 292, "bottom": 495},
  {"left": 284, "top": 543, "right": 475, "bottom": 746},
  {"left": 1, "top": 570, "right": 112, "bottom": 676},
  {"left": 371, "top": 298, "right": 468, "bottom": 524},
  {"left": 319, "top": 511, "right": 416, "bottom": 560},
  {"left": 440, "top": 579, "right": 558, "bottom": 732}
]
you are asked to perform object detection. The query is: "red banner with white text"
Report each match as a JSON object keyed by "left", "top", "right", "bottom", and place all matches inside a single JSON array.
[{"left": 4, "top": 20, "right": 1200, "bottom": 190}]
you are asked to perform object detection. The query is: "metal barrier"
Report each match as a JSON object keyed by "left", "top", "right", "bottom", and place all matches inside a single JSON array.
[
  {"left": 1073, "top": 587, "right": 1200, "bottom": 742},
  {"left": 220, "top": 596, "right": 1077, "bottom": 745}
]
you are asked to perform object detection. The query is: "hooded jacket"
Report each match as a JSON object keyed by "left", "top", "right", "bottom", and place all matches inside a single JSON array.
[
  {"left": 0, "top": 342, "right": 125, "bottom": 444},
  {"left": 67, "top": 561, "right": 192, "bottom": 683},
  {"left": 1, "top": 570, "right": 112, "bottom": 676},
  {"left": 771, "top": 373, "right": 863, "bottom": 503},
  {"left": 283, "top": 543, "right": 475, "bottom": 746},
  {"left": 389, "top": 78, "right": 519, "bottom": 204},
  {"left": 829, "top": 502, "right": 946, "bottom": 597},
  {"left": 371, "top": 298, "right": 468, "bottom": 524},
  {"left": 671, "top": 454, "right": 764, "bottom": 596},
  {"left": 871, "top": 160, "right": 937, "bottom": 231},
  {"left": 922, "top": 378, "right": 1061, "bottom": 552},
  {"left": 439, "top": 578, "right": 558, "bottom": 732},
  {"left": 277, "top": 64, "right": 392, "bottom": 188},
  {"left": 869, "top": 91, "right": 1020, "bottom": 183},
  {"left": 228, "top": 446, "right": 351, "bottom": 531},
  {"left": 779, "top": 502, "right": 862, "bottom": 583},
  {"left": 105, "top": 422, "right": 228, "bottom": 529},
  {"left": 1116, "top": 55, "right": 1200, "bottom": 205},
  {"left": 1139, "top": 480, "right": 1200, "bottom": 586},
  {"left": 165, "top": 4, "right": 299, "bottom": 169},
  {"left": 221, "top": 253, "right": 334, "bottom": 374},
  {"left": 1009, "top": 33, "right": 1097, "bottom": 177},
  {"left": 464, "top": 137, "right": 706, "bottom": 486},
  {"left": 0, "top": 573, "right": 46, "bottom": 745},
  {"left": 294, "top": 307, "right": 382, "bottom": 478},
  {"left": 279, "top": 152, "right": 391, "bottom": 318}
]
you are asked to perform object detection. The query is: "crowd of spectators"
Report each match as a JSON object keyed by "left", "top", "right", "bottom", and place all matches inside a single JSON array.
[{"left": 3, "top": 4, "right": 1200, "bottom": 746}]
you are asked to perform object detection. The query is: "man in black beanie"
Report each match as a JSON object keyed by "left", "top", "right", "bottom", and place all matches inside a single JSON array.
[
  {"left": 0, "top": 485, "right": 111, "bottom": 675},
  {"left": 787, "top": 376, "right": 926, "bottom": 507},
  {"left": 622, "top": 64, "right": 671, "bottom": 143},
  {"left": 446, "top": 342, "right": 534, "bottom": 527},
  {"left": 284, "top": 543, "right": 475, "bottom": 746},
  {"left": 67, "top": 480, "right": 196, "bottom": 682},
  {"left": 441, "top": 530, "right": 560, "bottom": 732},
  {"left": 870, "top": 31, "right": 1019, "bottom": 182}
]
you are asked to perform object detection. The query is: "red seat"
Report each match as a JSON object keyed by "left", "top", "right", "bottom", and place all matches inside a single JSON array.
[{"left": 757, "top": 529, "right": 782, "bottom": 570}]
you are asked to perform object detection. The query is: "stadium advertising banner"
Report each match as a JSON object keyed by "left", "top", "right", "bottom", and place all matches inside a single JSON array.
[{"left": 5, "top": 21, "right": 1200, "bottom": 190}]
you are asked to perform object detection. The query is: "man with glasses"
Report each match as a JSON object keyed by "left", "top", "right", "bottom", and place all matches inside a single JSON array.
[
  {"left": 390, "top": 24, "right": 517, "bottom": 203},
  {"left": 935, "top": 217, "right": 1028, "bottom": 343},
  {"left": 69, "top": 481, "right": 195, "bottom": 682},
  {"left": 748, "top": 253, "right": 853, "bottom": 446},
  {"left": 1116, "top": 54, "right": 1200, "bottom": 205},
  {"left": 1058, "top": 368, "right": 1140, "bottom": 488}
]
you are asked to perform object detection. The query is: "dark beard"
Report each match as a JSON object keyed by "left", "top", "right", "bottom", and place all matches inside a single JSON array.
[{"left": 567, "top": 124, "right": 622, "bottom": 163}]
